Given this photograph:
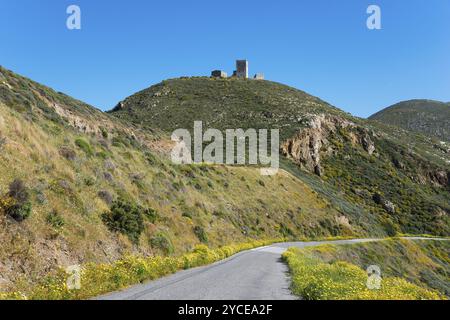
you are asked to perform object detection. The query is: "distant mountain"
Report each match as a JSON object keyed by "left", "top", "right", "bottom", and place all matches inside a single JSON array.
[{"left": 369, "top": 99, "right": 450, "bottom": 141}]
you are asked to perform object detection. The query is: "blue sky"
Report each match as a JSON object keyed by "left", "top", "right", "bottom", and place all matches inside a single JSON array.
[{"left": 0, "top": 0, "right": 449, "bottom": 117}]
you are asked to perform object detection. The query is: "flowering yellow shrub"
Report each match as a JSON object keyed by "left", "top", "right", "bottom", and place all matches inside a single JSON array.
[
  {"left": 0, "top": 195, "right": 14, "bottom": 213},
  {"left": 282, "top": 248, "right": 444, "bottom": 300},
  {"left": 0, "top": 292, "right": 25, "bottom": 300},
  {"left": 0, "top": 238, "right": 282, "bottom": 300}
]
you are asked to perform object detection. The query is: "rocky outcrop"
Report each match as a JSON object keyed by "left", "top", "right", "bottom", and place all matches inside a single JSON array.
[
  {"left": 432, "top": 170, "right": 449, "bottom": 187},
  {"left": 373, "top": 193, "right": 396, "bottom": 214},
  {"left": 53, "top": 103, "right": 102, "bottom": 135},
  {"left": 361, "top": 133, "right": 376, "bottom": 155},
  {"left": 112, "top": 101, "right": 126, "bottom": 112},
  {"left": 281, "top": 114, "right": 376, "bottom": 176}
]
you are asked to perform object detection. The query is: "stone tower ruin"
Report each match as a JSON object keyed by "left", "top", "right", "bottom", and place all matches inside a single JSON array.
[{"left": 236, "top": 60, "right": 249, "bottom": 79}]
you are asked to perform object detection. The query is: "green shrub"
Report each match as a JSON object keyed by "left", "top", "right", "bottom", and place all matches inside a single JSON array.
[
  {"left": 5, "top": 202, "right": 32, "bottom": 222},
  {"left": 46, "top": 210, "right": 65, "bottom": 229},
  {"left": 182, "top": 212, "right": 192, "bottom": 219},
  {"left": 96, "top": 151, "right": 109, "bottom": 159},
  {"left": 193, "top": 226, "right": 208, "bottom": 243},
  {"left": 100, "top": 127, "right": 108, "bottom": 139},
  {"left": 83, "top": 176, "right": 96, "bottom": 186},
  {"left": 143, "top": 207, "right": 158, "bottom": 224},
  {"left": 101, "top": 198, "right": 146, "bottom": 244},
  {"left": 279, "top": 223, "right": 294, "bottom": 237},
  {"left": 75, "top": 138, "right": 93, "bottom": 156},
  {"left": 381, "top": 218, "right": 400, "bottom": 237},
  {"left": 150, "top": 232, "right": 174, "bottom": 254}
]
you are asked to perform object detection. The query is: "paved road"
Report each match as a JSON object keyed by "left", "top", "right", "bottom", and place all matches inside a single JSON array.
[{"left": 97, "top": 237, "right": 446, "bottom": 300}]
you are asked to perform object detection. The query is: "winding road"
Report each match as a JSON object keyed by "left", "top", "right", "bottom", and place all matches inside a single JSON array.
[{"left": 97, "top": 237, "right": 446, "bottom": 300}]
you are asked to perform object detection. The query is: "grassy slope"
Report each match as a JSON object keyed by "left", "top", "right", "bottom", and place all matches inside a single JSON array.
[
  {"left": 369, "top": 99, "right": 450, "bottom": 142},
  {"left": 283, "top": 239, "right": 449, "bottom": 300},
  {"left": 111, "top": 77, "right": 450, "bottom": 236},
  {"left": 110, "top": 77, "right": 347, "bottom": 141},
  {"left": 0, "top": 67, "right": 351, "bottom": 290}
]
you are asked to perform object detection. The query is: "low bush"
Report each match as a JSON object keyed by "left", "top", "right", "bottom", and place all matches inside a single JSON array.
[
  {"left": 4, "top": 201, "right": 32, "bottom": 222},
  {"left": 101, "top": 199, "right": 158, "bottom": 244},
  {"left": 83, "top": 176, "right": 96, "bottom": 187},
  {"left": 46, "top": 210, "right": 65, "bottom": 229},
  {"left": 101, "top": 198, "right": 146, "bottom": 244},
  {"left": 97, "top": 190, "right": 113, "bottom": 206},
  {"left": 182, "top": 212, "right": 192, "bottom": 219},
  {"left": 150, "top": 232, "right": 174, "bottom": 254},
  {"left": 100, "top": 127, "right": 108, "bottom": 139},
  {"left": 193, "top": 226, "right": 208, "bottom": 243},
  {"left": 0, "top": 179, "right": 32, "bottom": 222},
  {"left": 8, "top": 179, "right": 29, "bottom": 203},
  {"left": 75, "top": 138, "right": 93, "bottom": 156},
  {"left": 143, "top": 207, "right": 158, "bottom": 224}
]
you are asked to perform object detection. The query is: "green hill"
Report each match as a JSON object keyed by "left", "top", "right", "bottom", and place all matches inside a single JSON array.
[
  {"left": 111, "top": 77, "right": 450, "bottom": 237},
  {"left": 110, "top": 77, "right": 347, "bottom": 140},
  {"left": 369, "top": 99, "right": 450, "bottom": 142}
]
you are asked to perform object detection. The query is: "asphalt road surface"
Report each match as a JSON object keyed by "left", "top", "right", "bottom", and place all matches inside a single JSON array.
[{"left": 97, "top": 237, "right": 445, "bottom": 300}]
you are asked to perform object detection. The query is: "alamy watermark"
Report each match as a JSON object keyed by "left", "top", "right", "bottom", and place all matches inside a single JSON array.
[
  {"left": 66, "top": 265, "right": 81, "bottom": 290},
  {"left": 367, "top": 5, "right": 382, "bottom": 30},
  {"left": 366, "top": 265, "right": 382, "bottom": 290},
  {"left": 66, "top": 5, "right": 81, "bottom": 30},
  {"left": 171, "top": 122, "right": 279, "bottom": 176},
  {"left": 65, "top": 5, "right": 379, "bottom": 31}
]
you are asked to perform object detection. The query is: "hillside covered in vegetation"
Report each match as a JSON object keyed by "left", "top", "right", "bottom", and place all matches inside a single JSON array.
[
  {"left": 0, "top": 67, "right": 448, "bottom": 297},
  {"left": 0, "top": 67, "right": 360, "bottom": 291},
  {"left": 111, "top": 77, "right": 450, "bottom": 237},
  {"left": 370, "top": 99, "right": 450, "bottom": 142}
]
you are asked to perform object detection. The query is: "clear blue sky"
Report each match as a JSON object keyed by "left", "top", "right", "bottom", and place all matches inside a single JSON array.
[{"left": 1, "top": 0, "right": 449, "bottom": 117}]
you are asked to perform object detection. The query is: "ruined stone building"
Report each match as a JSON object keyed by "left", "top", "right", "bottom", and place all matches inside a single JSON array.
[
  {"left": 211, "top": 60, "right": 263, "bottom": 80},
  {"left": 236, "top": 60, "right": 249, "bottom": 79},
  {"left": 211, "top": 70, "right": 228, "bottom": 78},
  {"left": 253, "top": 73, "right": 264, "bottom": 80}
]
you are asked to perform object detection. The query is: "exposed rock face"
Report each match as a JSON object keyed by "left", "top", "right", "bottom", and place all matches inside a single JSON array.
[
  {"left": 373, "top": 193, "right": 396, "bottom": 214},
  {"left": 112, "top": 101, "right": 126, "bottom": 111},
  {"left": 335, "top": 215, "right": 351, "bottom": 229},
  {"left": 382, "top": 200, "right": 396, "bottom": 214},
  {"left": 152, "top": 86, "right": 172, "bottom": 97},
  {"left": 432, "top": 170, "right": 449, "bottom": 187},
  {"left": 281, "top": 114, "right": 376, "bottom": 175},
  {"left": 433, "top": 207, "right": 448, "bottom": 218},
  {"left": 361, "top": 134, "right": 375, "bottom": 155}
]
